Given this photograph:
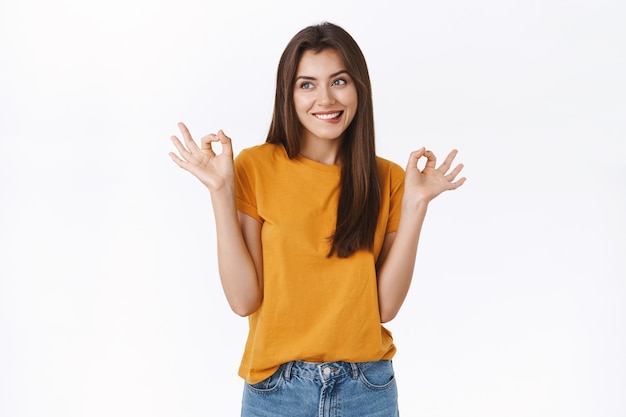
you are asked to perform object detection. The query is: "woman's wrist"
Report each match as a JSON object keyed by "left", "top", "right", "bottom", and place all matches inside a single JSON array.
[{"left": 401, "top": 194, "right": 430, "bottom": 213}]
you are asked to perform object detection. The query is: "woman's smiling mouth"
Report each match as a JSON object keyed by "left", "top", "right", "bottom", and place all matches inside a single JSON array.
[{"left": 314, "top": 111, "right": 343, "bottom": 120}]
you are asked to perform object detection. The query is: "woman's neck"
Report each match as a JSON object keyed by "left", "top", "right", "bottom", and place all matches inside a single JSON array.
[{"left": 298, "top": 137, "right": 342, "bottom": 166}]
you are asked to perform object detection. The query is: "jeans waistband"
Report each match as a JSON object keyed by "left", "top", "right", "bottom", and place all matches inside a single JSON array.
[{"left": 282, "top": 360, "right": 360, "bottom": 381}]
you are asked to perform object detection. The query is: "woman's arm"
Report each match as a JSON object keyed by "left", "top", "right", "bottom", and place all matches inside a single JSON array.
[
  {"left": 169, "top": 122, "right": 262, "bottom": 316},
  {"left": 376, "top": 148, "right": 465, "bottom": 323},
  {"left": 210, "top": 188, "right": 263, "bottom": 316}
]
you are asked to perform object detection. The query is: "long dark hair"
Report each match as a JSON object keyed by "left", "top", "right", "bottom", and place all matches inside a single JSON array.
[{"left": 266, "top": 22, "right": 381, "bottom": 258}]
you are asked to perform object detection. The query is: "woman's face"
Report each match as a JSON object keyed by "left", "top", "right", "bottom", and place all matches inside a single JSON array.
[{"left": 293, "top": 49, "right": 358, "bottom": 145}]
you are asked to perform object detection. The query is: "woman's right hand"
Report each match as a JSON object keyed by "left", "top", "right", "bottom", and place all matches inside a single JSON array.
[{"left": 169, "top": 122, "right": 235, "bottom": 193}]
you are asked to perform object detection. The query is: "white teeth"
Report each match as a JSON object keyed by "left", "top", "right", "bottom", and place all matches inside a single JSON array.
[{"left": 315, "top": 112, "right": 341, "bottom": 120}]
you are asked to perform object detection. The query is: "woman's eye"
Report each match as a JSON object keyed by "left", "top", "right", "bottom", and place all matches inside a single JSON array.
[
  {"left": 300, "top": 82, "right": 313, "bottom": 89},
  {"left": 332, "top": 79, "right": 347, "bottom": 86}
]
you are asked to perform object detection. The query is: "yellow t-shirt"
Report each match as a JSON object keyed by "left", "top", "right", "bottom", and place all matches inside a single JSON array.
[{"left": 234, "top": 143, "right": 405, "bottom": 383}]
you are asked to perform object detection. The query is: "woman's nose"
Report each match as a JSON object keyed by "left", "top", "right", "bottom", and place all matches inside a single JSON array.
[{"left": 316, "top": 85, "right": 336, "bottom": 106}]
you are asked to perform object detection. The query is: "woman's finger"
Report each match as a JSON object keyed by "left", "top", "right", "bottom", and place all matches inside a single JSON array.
[
  {"left": 445, "top": 163, "right": 464, "bottom": 182},
  {"left": 438, "top": 149, "right": 458, "bottom": 173},
  {"left": 170, "top": 135, "right": 193, "bottom": 161},
  {"left": 406, "top": 147, "right": 426, "bottom": 171},
  {"left": 448, "top": 176, "right": 467, "bottom": 190},
  {"left": 200, "top": 134, "right": 218, "bottom": 156},
  {"left": 218, "top": 130, "right": 234, "bottom": 156},
  {"left": 423, "top": 150, "right": 437, "bottom": 170},
  {"left": 178, "top": 122, "right": 201, "bottom": 152},
  {"left": 169, "top": 151, "right": 189, "bottom": 171}
]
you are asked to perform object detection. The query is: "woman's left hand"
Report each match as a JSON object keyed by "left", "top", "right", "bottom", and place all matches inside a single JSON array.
[{"left": 404, "top": 147, "right": 466, "bottom": 205}]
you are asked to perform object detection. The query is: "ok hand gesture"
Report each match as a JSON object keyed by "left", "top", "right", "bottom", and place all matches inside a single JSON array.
[
  {"left": 404, "top": 147, "right": 466, "bottom": 205},
  {"left": 169, "top": 122, "right": 235, "bottom": 193}
]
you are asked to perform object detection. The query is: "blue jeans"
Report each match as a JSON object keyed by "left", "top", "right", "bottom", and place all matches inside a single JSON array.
[{"left": 241, "top": 360, "right": 399, "bottom": 417}]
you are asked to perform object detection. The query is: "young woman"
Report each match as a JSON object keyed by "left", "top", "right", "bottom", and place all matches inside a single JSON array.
[{"left": 169, "top": 22, "right": 465, "bottom": 417}]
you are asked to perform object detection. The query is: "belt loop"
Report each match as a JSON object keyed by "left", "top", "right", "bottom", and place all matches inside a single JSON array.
[
  {"left": 283, "top": 361, "right": 295, "bottom": 381},
  {"left": 350, "top": 362, "right": 359, "bottom": 379}
]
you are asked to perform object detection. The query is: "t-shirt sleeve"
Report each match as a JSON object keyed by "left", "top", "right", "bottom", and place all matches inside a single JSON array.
[
  {"left": 234, "top": 148, "right": 263, "bottom": 222},
  {"left": 385, "top": 162, "right": 405, "bottom": 234}
]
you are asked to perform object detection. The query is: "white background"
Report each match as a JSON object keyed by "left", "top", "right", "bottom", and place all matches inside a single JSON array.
[{"left": 1, "top": 0, "right": 625, "bottom": 416}]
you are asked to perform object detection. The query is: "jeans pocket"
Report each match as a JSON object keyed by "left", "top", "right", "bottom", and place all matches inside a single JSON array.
[
  {"left": 357, "top": 360, "right": 396, "bottom": 391},
  {"left": 245, "top": 366, "right": 284, "bottom": 394}
]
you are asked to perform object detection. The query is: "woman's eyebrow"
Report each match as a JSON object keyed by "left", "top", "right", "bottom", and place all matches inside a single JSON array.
[{"left": 295, "top": 70, "right": 349, "bottom": 81}]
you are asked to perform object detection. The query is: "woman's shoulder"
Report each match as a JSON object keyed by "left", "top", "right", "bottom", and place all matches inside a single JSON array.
[
  {"left": 376, "top": 156, "right": 405, "bottom": 196},
  {"left": 376, "top": 155, "right": 405, "bottom": 177}
]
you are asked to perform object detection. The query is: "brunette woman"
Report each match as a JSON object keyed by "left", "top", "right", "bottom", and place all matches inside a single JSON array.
[{"left": 169, "top": 21, "right": 465, "bottom": 417}]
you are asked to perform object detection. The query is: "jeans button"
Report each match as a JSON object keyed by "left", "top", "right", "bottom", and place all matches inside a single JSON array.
[{"left": 323, "top": 367, "right": 331, "bottom": 376}]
